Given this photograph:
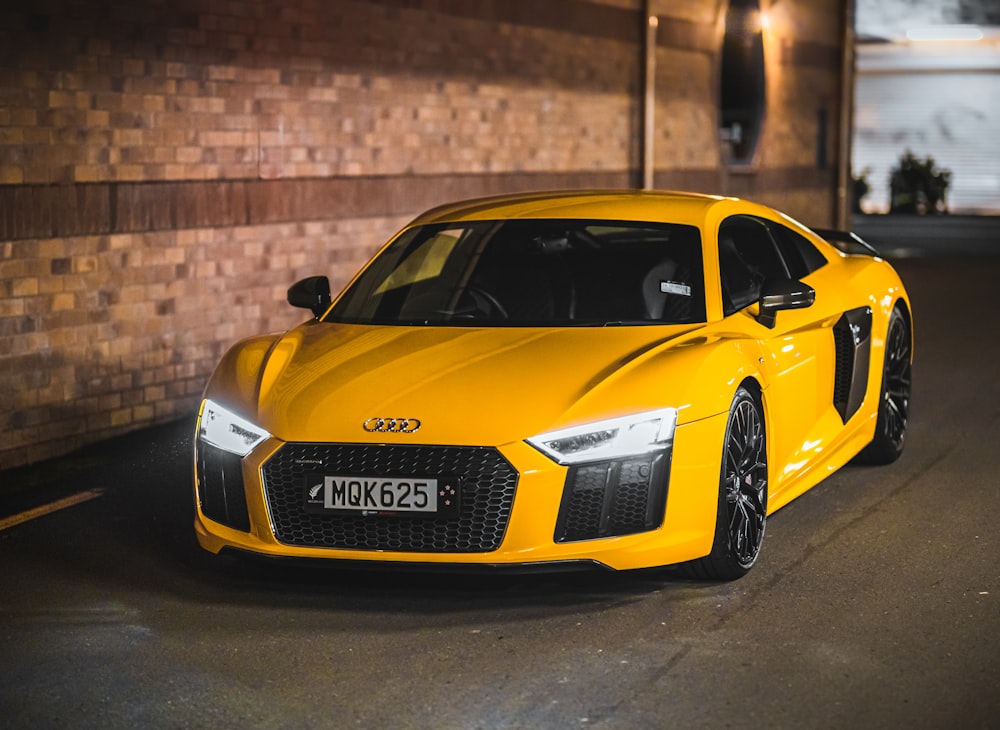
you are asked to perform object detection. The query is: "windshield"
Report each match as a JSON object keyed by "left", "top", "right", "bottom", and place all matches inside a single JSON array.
[{"left": 327, "top": 219, "right": 706, "bottom": 326}]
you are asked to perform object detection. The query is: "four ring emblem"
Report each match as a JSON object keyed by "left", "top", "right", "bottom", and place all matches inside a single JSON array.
[{"left": 363, "top": 418, "right": 422, "bottom": 434}]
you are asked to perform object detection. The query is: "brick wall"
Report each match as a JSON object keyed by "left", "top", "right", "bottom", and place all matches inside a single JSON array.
[
  {"left": 0, "top": 0, "right": 847, "bottom": 469},
  {"left": 0, "top": 0, "right": 641, "bottom": 185},
  {"left": 1, "top": 216, "right": 403, "bottom": 465}
]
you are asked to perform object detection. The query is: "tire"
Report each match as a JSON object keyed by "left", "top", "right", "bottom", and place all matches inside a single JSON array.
[
  {"left": 856, "top": 306, "right": 911, "bottom": 465},
  {"left": 684, "top": 386, "right": 768, "bottom": 581}
]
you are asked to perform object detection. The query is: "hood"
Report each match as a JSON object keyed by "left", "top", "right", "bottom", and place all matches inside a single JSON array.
[{"left": 245, "top": 322, "right": 703, "bottom": 446}]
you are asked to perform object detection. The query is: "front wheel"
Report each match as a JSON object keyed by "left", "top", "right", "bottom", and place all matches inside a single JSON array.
[
  {"left": 684, "top": 386, "right": 768, "bottom": 581},
  {"left": 856, "top": 306, "right": 911, "bottom": 465}
]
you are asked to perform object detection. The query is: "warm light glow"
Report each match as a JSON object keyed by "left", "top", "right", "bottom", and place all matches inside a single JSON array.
[{"left": 906, "top": 25, "right": 983, "bottom": 42}]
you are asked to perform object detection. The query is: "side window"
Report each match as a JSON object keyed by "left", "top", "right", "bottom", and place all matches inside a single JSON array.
[
  {"left": 769, "top": 222, "right": 828, "bottom": 279},
  {"left": 718, "top": 217, "right": 788, "bottom": 316}
]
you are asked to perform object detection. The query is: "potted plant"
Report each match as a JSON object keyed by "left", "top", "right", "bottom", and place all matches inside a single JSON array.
[{"left": 889, "top": 150, "right": 952, "bottom": 214}]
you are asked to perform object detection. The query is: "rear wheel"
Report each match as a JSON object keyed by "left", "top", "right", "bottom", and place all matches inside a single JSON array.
[
  {"left": 857, "top": 306, "right": 911, "bottom": 465},
  {"left": 685, "top": 386, "right": 768, "bottom": 581}
]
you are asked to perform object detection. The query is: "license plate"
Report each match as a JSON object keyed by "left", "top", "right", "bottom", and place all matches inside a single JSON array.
[{"left": 304, "top": 475, "right": 459, "bottom": 516}]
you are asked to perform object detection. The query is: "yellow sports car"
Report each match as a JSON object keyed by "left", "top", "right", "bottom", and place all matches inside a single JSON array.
[{"left": 194, "top": 190, "right": 912, "bottom": 580}]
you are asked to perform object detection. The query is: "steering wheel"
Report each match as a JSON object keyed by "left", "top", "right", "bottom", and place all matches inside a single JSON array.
[{"left": 465, "top": 286, "right": 509, "bottom": 319}]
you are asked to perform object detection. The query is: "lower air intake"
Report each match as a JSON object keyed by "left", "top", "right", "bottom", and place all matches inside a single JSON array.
[
  {"left": 555, "top": 450, "right": 671, "bottom": 542},
  {"left": 196, "top": 441, "right": 251, "bottom": 532}
]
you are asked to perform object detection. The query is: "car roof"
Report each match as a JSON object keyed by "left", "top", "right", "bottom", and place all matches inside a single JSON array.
[{"left": 410, "top": 189, "right": 732, "bottom": 227}]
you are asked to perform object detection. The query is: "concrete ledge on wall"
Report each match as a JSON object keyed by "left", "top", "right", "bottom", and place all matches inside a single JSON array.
[{"left": 0, "top": 172, "right": 640, "bottom": 242}]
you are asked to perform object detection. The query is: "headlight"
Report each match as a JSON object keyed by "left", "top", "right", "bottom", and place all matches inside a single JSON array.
[
  {"left": 527, "top": 408, "right": 677, "bottom": 465},
  {"left": 198, "top": 398, "right": 271, "bottom": 456}
]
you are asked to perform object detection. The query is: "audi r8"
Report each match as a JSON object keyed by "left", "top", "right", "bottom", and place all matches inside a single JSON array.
[{"left": 194, "top": 190, "right": 912, "bottom": 580}]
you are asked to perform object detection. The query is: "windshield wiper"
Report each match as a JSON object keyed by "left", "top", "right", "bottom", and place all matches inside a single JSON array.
[{"left": 558, "top": 319, "right": 659, "bottom": 327}]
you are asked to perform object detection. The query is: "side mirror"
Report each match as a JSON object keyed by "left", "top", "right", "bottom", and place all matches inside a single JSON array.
[
  {"left": 756, "top": 278, "right": 815, "bottom": 329},
  {"left": 287, "top": 276, "right": 331, "bottom": 318}
]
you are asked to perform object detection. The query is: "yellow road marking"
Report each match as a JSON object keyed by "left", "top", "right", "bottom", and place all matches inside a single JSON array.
[{"left": 0, "top": 488, "right": 105, "bottom": 532}]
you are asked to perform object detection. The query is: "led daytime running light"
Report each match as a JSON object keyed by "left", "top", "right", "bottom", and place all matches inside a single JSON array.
[
  {"left": 528, "top": 408, "right": 677, "bottom": 465},
  {"left": 198, "top": 398, "right": 271, "bottom": 456}
]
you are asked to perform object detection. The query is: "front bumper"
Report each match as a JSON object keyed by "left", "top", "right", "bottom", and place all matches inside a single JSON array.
[{"left": 193, "top": 415, "right": 726, "bottom": 572}]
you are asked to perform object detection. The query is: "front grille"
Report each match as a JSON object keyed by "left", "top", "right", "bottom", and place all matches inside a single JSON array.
[
  {"left": 196, "top": 442, "right": 251, "bottom": 532},
  {"left": 261, "top": 443, "right": 518, "bottom": 552},
  {"left": 555, "top": 450, "right": 671, "bottom": 542}
]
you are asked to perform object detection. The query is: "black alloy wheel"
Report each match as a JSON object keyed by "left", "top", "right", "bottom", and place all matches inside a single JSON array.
[
  {"left": 857, "top": 306, "right": 911, "bottom": 465},
  {"left": 685, "top": 386, "right": 768, "bottom": 581}
]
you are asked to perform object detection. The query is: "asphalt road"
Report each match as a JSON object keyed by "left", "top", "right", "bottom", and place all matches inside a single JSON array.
[{"left": 2, "top": 255, "right": 999, "bottom": 729}]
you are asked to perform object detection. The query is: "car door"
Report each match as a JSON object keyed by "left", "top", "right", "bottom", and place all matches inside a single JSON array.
[{"left": 717, "top": 215, "right": 846, "bottom": 502}]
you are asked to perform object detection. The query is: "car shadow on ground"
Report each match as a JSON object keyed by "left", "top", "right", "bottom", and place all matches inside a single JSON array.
[{"left": 2, "top": 417, "right": 718, "bottom": 620}]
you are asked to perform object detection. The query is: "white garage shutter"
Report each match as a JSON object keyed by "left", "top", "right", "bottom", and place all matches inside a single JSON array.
[{"left": 853, "top": 69, "right": 1000, "bottom": 213}]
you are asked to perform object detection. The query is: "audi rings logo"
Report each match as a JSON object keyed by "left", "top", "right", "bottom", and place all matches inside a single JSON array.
[{"left": 363, "top": 417, "right": 422, "bottom": 434}]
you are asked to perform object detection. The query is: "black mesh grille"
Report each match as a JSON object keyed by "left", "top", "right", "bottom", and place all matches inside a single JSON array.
[
  {"left": 608, "top": 460, "right": 655, "bottom": 533},
  {"left": 555, "top": 451, "right": 671, "bottom": 543},
  {"left": 261, "top": 443, "right": 518, "bottom": 552},
  {"left": 559, "top": 464, "right": 606, "bottom": 540},
  {"left": 833, "top": 318, "right": 854, "bottom": 418},
  {"left": 196, "top": 442, "right": 251, "bottom": 532}
]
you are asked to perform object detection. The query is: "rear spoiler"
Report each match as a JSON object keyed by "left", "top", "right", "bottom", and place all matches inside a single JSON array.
[{"left": 812, "top": 228, "right": 881, "bottom": 257}]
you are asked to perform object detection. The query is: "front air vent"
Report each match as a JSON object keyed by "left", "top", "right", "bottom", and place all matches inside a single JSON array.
[
  {"left": 196, "top": 441, "right": 251, "bottom": 532},
  {"left": 555, "top": 450, "right": 671, "bottom": 543}
]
